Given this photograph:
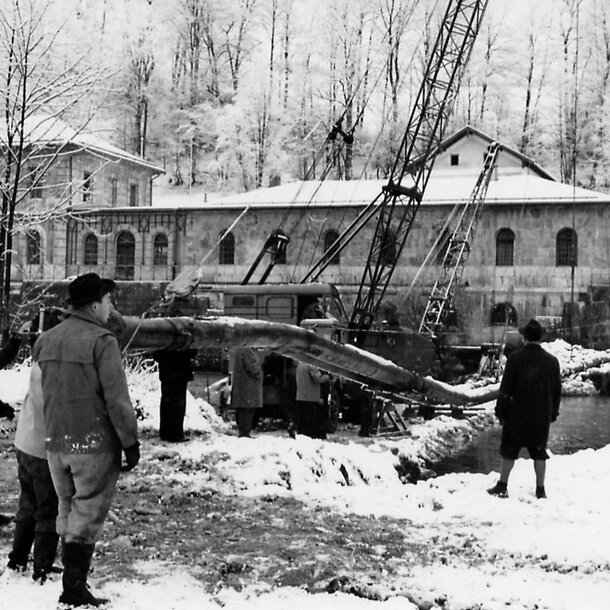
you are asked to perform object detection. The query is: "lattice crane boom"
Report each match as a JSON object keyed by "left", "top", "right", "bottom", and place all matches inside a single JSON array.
[
  {"left": 301, "top": 0, "right": 489, "bottom": 346},
  {"left": 419, "top": 141, "right": 500, "bottom": 335},
  {"left": 348, "top": 0, "right": 489, "bottom": 345}
]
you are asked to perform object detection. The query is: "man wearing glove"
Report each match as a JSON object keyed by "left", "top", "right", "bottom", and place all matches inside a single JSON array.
[{"left": 33, "top": 273, "right": 139, "bottom": 607}]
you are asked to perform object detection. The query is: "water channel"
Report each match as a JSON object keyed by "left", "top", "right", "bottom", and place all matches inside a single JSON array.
[{"left": 433, "top": 395, "right": 610, "bottom": 475}]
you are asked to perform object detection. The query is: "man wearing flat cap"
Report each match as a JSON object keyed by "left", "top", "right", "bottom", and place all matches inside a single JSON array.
[
  {"left": 33, "top": 273, "right": 139, "bottom": 607},
  {"left": 488, "top": 318, "right": 561, "bottom": 500}
]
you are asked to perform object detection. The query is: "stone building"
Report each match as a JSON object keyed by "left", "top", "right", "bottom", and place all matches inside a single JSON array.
[
  {"left": 12, "top": 114, "right": 165, "bottom": 285},
  {"left": 17, "top": 124, "right": 610, "bottom": 346}
]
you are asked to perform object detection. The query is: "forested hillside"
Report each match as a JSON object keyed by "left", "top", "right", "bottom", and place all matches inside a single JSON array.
[{"left": 2, "top": 0, "right": 608, "bottom": 195}]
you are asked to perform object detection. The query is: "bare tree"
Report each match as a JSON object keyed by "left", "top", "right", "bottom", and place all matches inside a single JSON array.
[
  {"left": 373, "top": 0, "right": 419, "bottom": 178},
  {"left": 477, "top": 21, "right": 503, "bottom": 123},
  {"left": 519, "top": 27, "right": 550, "bottom": 157},
  {"left": 581, "top": 0, "right": 610, "bottom": 188},
  {"left": 126, "top": 40, "right": 155, "bottom": 157},
  {"left": 280, "top": 0, "right": 294, "bottom": 111},
  {"left": 224, "top": 0, "right": 258, "bottom": 95},
  {"left": 0, "top": 0, "right": 110, "bottom": 329},
  {"left": 558, "top": 0, "right": 582, "bottom": 184},
  {"left": 321, "top": 0, "right": 376, "bottom": 180}
]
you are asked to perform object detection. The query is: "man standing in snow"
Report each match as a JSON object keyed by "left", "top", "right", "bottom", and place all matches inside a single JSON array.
[
  {"left": 229, "top": 346, "right": 263, "bottom": 437},
  {"left": 7, "top": 311, "right": 64, "bottom": 583},
  {"left": 153, "top": 347, "right": 195, "bottom": 441},
  {"left": 149, "top": 296, "right": 196, "bottom": 442},
  {"left": 295, "top": 361, "right": 330, "bottom": 439},
  {"left": 487, "top": 318, "right": 561, "bottom": 500},
  {"left": 33, "top": 273, "right": 139, "bottom": 607}
]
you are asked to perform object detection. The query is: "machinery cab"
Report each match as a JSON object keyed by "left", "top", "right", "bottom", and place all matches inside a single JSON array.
[
  {"left": 222, "top": 282, "right": 348, "bottom": 326},
  {"left": 219, "top": 283, "right": 347, "bottom": 414}
]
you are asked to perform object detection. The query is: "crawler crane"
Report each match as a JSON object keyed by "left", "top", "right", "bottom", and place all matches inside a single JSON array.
[{"left": 66, "top": 1, "right": 490, "bottom": 417}]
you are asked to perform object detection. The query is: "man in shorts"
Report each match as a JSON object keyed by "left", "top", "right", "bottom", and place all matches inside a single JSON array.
[{"left": 487, "top": 319, "right": 561, "bottom": 499}]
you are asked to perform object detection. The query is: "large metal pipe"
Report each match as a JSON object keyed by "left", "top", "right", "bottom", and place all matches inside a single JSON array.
[
  {"left": 114, "top": 314, "right": 497, "bottom": 405},
  {"left": 117, "top": 315, "right": 422, "bottom": 391}
]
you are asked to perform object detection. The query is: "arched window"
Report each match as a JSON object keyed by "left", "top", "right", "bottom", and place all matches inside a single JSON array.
[
  {"left": 26, "top": 230, "right": 42, "bottom": 265},
  {"left": 556, "top": 228, "right": 577, "bottom": 266},
  {"left": 495, "top": 228, "right": 515, "bottom": 266},
  {"left": 115, "top": 231, "right": 135, "bottom": 280},
  {"left": 219, "top": 231, "right": 235, "bottom": 265},
  {"left": 490, "top": 302, "right": 518, "bottom": 326},
  {"left": 323, "top": 230, "right": 340, "bottom": 265},
  {"left": 84, "top": 233, "right": 98, "bottom": 266},
  {"left": 153, "top": 233, "right": 168, "bottom": 266}
]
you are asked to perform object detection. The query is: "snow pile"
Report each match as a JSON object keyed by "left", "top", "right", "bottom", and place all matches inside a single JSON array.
[
  {"left": 1, "top": 362, "right": 610, "bottom": 610},
  {"left": 544, "top": 339, "right": 610, "bottom": 374},
  {"left": 0, "top": 361, "right": 32, "bottom": 405},
  {"left": 168, "top": 434, "right": 403, "bottom": 506},
  {"left": 543, "top": 339, "right": 610, "bottom": 395},
  {"left": 152, "top": 412, "right": 501, "bottom": 520},
  {"left": 378, "top": 410, "right": 495, "bottom": 472}
]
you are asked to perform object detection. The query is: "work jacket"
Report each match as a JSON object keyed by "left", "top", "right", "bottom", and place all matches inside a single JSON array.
[
  {"left": 33, "top": 308, "right": 138, "bottom": 454},
  {"left": 295, "top": 362, "right": 329, "bottom": 403}
]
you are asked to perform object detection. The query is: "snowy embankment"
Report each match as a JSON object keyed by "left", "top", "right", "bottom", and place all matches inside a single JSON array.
[{"left": 1, "top": 347, "right": 610, "bottom": 610}]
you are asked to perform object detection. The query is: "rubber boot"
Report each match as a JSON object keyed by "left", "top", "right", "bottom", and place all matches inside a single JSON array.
[
  {"left": 32, "top": 531, "right": 60, "bottom": 583},
  {"left": 486, "top": 480, "right": 508, "bottom": 498},
  {"left": 58, "top": 542, "right": 109, "bottom": 607},
  {"left": 7, "top": 520, "right": 35, "bottom": 571}
]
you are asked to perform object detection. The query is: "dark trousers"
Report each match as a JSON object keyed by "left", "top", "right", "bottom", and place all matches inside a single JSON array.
[
  {"left": 296, "top": 400, "right": 327, "bottom": 439},
  {"left": 159, "top": 379, "right": 188, "bottom": 441},
  {"left": 235, "top": 409, "right": 257, "bottom": 437},
  {"left": 15, "top": 449, "right": 58, "bottom": 533}
]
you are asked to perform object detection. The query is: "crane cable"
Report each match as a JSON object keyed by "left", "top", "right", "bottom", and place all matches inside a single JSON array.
[
  {"left": 281, "top": 2, "right": 426, "bottom": 239},
  {"left": 174, "top": 0, "right": 440, "bottom": 291},
  {"left": 289, "top": 0, "right": 442, "bottom": 278}
]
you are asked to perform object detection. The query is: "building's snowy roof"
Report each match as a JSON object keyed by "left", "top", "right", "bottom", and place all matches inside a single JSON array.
[
  {"left": 151, "top": 124, "right": 610, "bottom": 210},
  {"left": 14, "top": 113, "right": 165, "bottom": 174},
  {"left": 152, "top": 173, "right": 610, "bottom": 211}
]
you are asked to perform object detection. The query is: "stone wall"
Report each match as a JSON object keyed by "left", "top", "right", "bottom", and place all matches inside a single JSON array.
[{"left": 13, "top": 193, "right": 610, "bottom": 346}]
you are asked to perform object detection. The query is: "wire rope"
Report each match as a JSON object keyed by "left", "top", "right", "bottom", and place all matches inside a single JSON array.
[{"left": 288, "top": 0, "right": 442, "bottom": 278}]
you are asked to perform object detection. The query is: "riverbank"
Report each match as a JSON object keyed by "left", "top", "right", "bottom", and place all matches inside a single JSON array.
[{"left": 0, "top": 353, "right": 609, "bottom": 609}]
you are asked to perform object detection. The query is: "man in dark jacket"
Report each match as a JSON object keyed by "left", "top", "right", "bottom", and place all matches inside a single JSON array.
[
  {"left": 488, "top": 319, "right": 561, "bottom": 500},
  {"left": 148, "top": 296, "right": 196, "bottom": 442},
  {"left": 153, "top": 348, "right": 195, "bottom": 442},
  {"left": 33, "top": 273, "right": 139, "bottom": 607}
]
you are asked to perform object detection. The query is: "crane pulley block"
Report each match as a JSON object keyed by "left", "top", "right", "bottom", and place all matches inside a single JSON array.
[{"left": 382, "top": 182, "right": 422, "bottom": 202}]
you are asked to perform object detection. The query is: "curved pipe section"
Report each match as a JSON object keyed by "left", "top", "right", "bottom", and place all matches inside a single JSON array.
[{"left": 115, "top": 315, "right": 497, "bottom": 405}]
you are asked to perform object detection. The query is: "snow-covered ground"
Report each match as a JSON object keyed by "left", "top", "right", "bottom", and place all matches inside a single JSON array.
[{"left": 1, "top": 344, "right": 609, "bottom": 609}]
